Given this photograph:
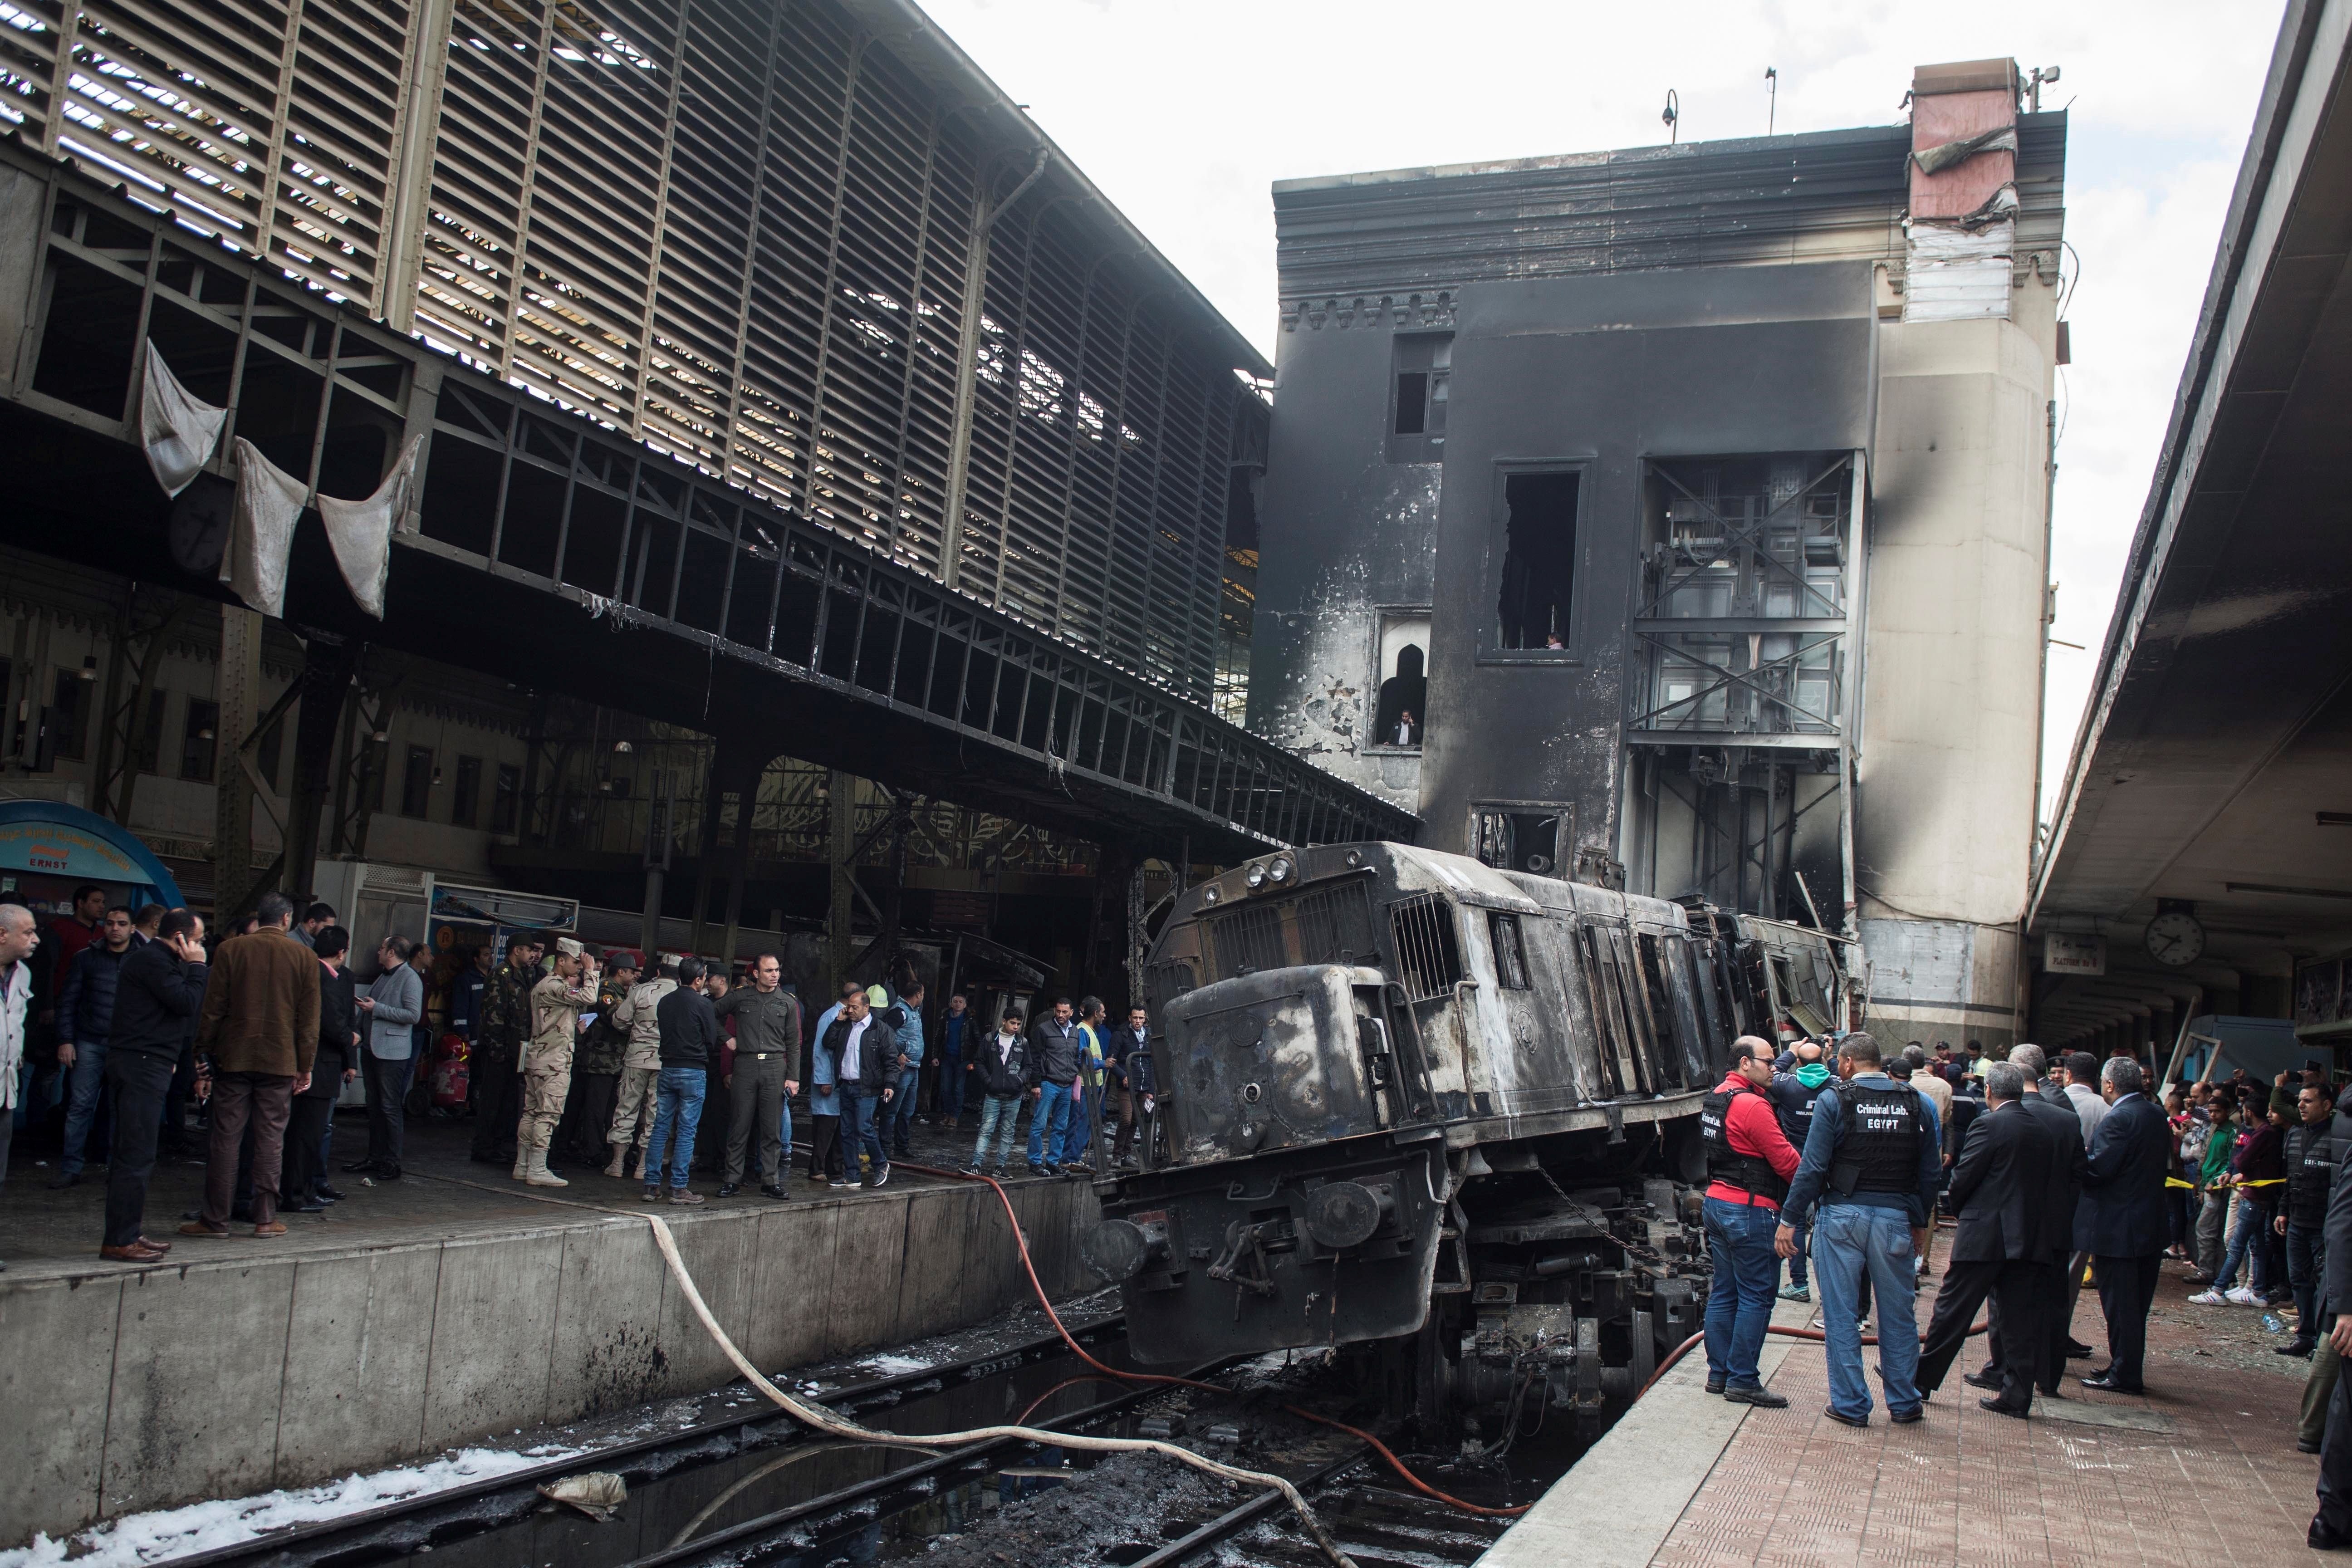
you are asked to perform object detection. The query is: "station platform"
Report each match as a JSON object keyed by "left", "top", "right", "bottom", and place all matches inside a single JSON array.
[
  {"left": 1481, "top": 1255, "right": 2323, "bottom": 1566},
  {"left": 0, "top": 1112, "right": 1104, "bottom": 1549}
]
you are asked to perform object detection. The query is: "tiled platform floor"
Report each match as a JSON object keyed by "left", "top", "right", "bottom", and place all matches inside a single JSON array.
[{"left": 1651, "top": 1257, "right": 2327, "bottom": 1567}]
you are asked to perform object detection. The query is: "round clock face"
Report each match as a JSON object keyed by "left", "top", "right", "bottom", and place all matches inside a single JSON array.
[{"left": 2144, "top": 911, "right": 2205, "bottom": 968}]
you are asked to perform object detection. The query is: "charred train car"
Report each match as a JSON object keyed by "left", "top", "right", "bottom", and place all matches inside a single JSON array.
[{"left": 1084, "top": 841, "right": 1855, "bottom": 1427}]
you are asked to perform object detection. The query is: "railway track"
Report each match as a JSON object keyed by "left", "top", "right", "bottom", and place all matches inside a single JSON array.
[
  {"left": 1126, "top": 1443, "right": 1516, "bottom": 1568},
  {"left": 174, "top": 1314, "right": 1145, "bottom": 1568}
]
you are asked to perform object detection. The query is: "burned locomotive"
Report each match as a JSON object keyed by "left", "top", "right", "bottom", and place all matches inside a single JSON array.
[{"left": 1082, "top": 841, "right": 1855, "bottom": 1429}]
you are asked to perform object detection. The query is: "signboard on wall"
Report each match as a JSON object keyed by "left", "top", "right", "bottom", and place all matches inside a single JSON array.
[{"left": 2043, "top": 931, "right": 2106, "bottom": 977}]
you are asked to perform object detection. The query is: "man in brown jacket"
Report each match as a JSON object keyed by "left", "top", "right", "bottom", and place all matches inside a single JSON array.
[{"left": 181, "top": 891, "right": 320, "bottom": 1238}]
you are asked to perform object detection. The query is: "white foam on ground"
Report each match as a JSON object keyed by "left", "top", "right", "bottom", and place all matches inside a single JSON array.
[{"left": 0, "top": 1445, "right": 578, "bottom": 1567}]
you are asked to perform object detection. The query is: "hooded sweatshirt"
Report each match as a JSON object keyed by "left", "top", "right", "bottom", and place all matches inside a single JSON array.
[{"left": 1770, "top": 1060, "right": 1835, "bottom": 1150}]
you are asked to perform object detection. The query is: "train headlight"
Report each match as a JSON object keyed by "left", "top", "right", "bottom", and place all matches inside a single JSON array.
[
  {"left": 1245, "top": 864, "right": 1267, "bottom": 890},
  {"left": 1268, "top": 856, "right": 1293, "bottom": 883},
  {"left": 1201, "top": 884, "right": 1221, "bottom": 906}
]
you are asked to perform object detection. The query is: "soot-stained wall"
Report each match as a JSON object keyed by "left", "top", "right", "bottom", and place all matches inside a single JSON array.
[{"left": 1257, "top": 260, "right": 1878, "bottom": 856}]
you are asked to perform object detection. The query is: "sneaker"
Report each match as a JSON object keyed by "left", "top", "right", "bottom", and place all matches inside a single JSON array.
[
  {"left": 871, "top": 1165, "right": 890, "bottom": 1188},
  {"left": 2225, "top": 1286, "right": 2264, "bottom": 1306},
  {"left": 642, "top": 1186, "right": 663, "bottom": 1201},
  {"left": 670, "top": 1189, "right": 706, "bottom": 1205},
  {"left": 957, "top": 1163, "right": 980, "bottom": 1176},
  {"left": 829, "top": 1177, "right": 854, "bottom": 1190},
  {"left": 1777, "top": 1284, "right": 1811, "bottom": 1303},
  {"left": 1040, "top": 1163, "right": 1060, "bottom": 1177},
  {"left": 1027, "top": 1163, "right": 1049, "bottom": 1176},
  {"left": 2188, "top": 1288, "right": 2229, "bottom": 1306}
]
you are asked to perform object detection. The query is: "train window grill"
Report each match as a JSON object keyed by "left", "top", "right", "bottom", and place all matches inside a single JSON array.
[
  {"left": 1294, "top": 879, "right": 1377, "bottom": 967},
  {"left": 1634, "top": 932, "right": 1686, "bottom": 1089},
  {"left": 1145, "top": 959, "right": 1197, "bottom": 1015},
  {"left": 1578, "top": 926, "right": 1646, "bottom": 1096},
  {"left": 1207, "top": 903, "right": 1286, "bottom": 979},
  {"left": 1388, "top": 893, "right": 1464, "bottom": 1003}
]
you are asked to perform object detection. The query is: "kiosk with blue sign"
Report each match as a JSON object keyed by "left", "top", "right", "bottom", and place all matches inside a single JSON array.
[{"left": 0, "top": 800, "right": 186, "bottom": 921}]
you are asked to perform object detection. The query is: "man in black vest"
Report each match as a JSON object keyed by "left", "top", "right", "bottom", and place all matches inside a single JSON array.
[
  {"left": 2281, "top": 1082, "right": 2335, "bottom": 1358},
  {"left": 1776, "top": 1031, "right": 1943, "bottom": 1427},
  {"left": 1700, "top": 1035, "right": 1803, "bottom": 1406},
  {"left": 1916, "top": 1062, "right": 2067, "bottom": 1415},
  {"left": 1770, "top": 1039, "right": 1834, "bottom": 1303},
  {"left": 2075, "top": 1057, "right": 2171, "bottom": 1393}
]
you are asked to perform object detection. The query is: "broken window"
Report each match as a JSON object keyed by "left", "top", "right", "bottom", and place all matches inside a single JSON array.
[
  {"left": 1469, "top": 804, "right": 1566, "bottom": 877},
  {"left": 1387, "top": 334, "right": 1451, "bottom": 462},
  {"left": 1372, "top": 610, "right": 1430, "bottom": 749},
  {"left": 1496, "top": 471, "right": 1578, "bottom": 651}
]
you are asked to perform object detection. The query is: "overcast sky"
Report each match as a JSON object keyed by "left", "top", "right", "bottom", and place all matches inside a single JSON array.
[{"left": 920, "top": 0, "right": 2283, "bottom": 822}]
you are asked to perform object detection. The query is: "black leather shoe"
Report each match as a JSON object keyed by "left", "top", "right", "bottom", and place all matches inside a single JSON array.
[
  {"left": 2278, "top": 1340, "right": 2318, "bottom": 1358},
  {"left": 343, "top": 1159, "right": 379, "bottom": 1173},
  {"left": 717, "top": 1183, "right": 740, "bottom": 1198},
  {"left": 1823, "top": 1406, "right": 1869, "bottom": 1428},
  {"left": 2302, "top": 1438, "right": 2323, "bottom": 1455},
  {"left": 2311, "top": 1519, "right": 2352, "bottom": 1550},
  {"left": 1978, "top": 1397, "right": 2030, "bottom": 1419},
  {"left": 1963, "top": 1370, "right": 2003, "bottom": 1391},
  {"left": 45, "top": 1171, "right": 78, "bottom": 1190},
  {"left": 288, "top": 1198, "right": 328, "bottom": 1214},
  {"left": 1890, "top": 1407, "right": 1924, "bottom": 1424},
  {"left": 2064, "top": 1339, "right": 2096, "bottom": 1359},
  {"left": 761, "top": 1184, "right": 786, "bottom": 1199},
  {"left": 2078, "top": 1370, "right": 2144, "bottom": 1394},
  {"left": 1705, "top": 1376, "right": 1726, "bottom": 1394},
  {"left": 314, "top": 1184, "right": 346, "bottom": 1201},
  {"left": 1722, "top": 1385, "right": 1788, "bottom": 1408}
]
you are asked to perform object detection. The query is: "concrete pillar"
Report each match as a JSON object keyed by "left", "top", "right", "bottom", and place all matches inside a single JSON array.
[
  {"left": 212, "top": 605, "right": 262, "bottom": 916},
  {"left": 827, "top": 769, "right": 856, "bottom": 985},
  {"left": 283, "top": 636, "right": 358, "bottom": 903}
]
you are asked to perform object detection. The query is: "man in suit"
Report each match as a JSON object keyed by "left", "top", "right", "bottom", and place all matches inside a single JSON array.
[
  {"left": 1916, "top": 1062, "right": 2065, "bottom": 1414},
  {"left": 1969, "top": 1043, "right": 2092, "bottom": 1395},
  {"left": 179, "top": 892, "right": 320, "bottom": 1240},
  {"left": 2308, "top": 1081, "right": 2352, "bottom": 1548},
  {"left": 2075, "top": 1056, "right": 2172, "bottom": 1392}
]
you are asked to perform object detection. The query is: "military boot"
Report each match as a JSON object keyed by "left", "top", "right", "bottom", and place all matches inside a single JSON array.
[{"left": 525, "top": 1147, "right": 569, "bottom": 1188}]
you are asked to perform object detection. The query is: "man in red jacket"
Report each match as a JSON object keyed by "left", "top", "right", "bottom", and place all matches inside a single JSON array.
[{"left": 1701, "top": 1034, "right": 1804, "bottom": 1405}]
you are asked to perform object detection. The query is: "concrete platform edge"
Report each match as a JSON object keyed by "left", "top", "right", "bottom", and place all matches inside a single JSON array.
[
  {"left": 0, "top": 1176, "right": 1101, "bottom": 1549},
  {"left": 1477, "top": 1296, "right": 1815, "bottom": 1566}
]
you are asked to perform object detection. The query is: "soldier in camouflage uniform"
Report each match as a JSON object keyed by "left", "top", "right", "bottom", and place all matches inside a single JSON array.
[
  {"left": 565, "top": 952, "right": 638, "bottom": 1165},
  {"left": 606, "top": 954, "right": 679, "bottom": 1178},
  {"left": 468, "top": 932, "right": 544, "bottom": 1166},
  {"left": 516, "top": 938, "right": 599, "bottom": 1186}
]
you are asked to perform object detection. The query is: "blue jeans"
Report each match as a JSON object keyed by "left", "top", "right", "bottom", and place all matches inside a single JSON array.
[
  {"left": 2289, "top": 1220, "right": 2325, "bottom": 1331},
  {"left": 936, "top": 1053, "right": 963, "bottom": 1119},
  {"left": 59, "top": 1038, "right": 110, "bottom": 1175},
  {"left": 972, "top": 1094, "right": 1022, "bottom": 1168},
  {"left": 889, "top": 1068, "right": 919, "bottom": 1149},
  {"left": 1785, "top": 1217, "right": 1811, "bottom": 1287},
  {"left": 644, "top": 1065, "right": 707, "bottom": 1189},
  {"left": 2216, "top": 1196, "right": 2271, "bottom": 1293},
  {"left": 1027, "top": 1079, "right": 1074, "bottom": 1166},
  {"left": 1813, "top": 1203, "right": 1921, "bottom": 1420},
  {"left": 843, "top": 1090, "right": 887, "bottom": 1179},
  {"left": 1703, "top": 1196, "right": 1782, "bottom": 1388}
]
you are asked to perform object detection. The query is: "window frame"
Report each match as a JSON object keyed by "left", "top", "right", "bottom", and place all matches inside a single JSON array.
[
  {"left": 1363, "top": 603, "right": 1433, "bottom": 756},
  {"left": 1478, "top": 458, "right": 1592, "bottom": 666},
  {"left": 400, "top": 745, "right": 434, "bottom": 820},
  {"left": 179, "top": 697, "right": 219, "bottom": 783},
  {"left": 450, "top": 754, "right": 483, "bottom": 828},
  {"left": 1384, "top": 332, "right": 1453, "bottom": 464}
]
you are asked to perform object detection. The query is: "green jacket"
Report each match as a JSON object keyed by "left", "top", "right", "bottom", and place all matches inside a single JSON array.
[{"left": 2200, "top": 1122, "right": 2237, "bottom": 1188}]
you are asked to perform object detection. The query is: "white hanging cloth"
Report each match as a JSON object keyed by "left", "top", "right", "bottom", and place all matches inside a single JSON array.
[
  {"left": 316, "top": 434, "right": 421, "bottom": 620},
  {"left": 223, "top": 437, "right": 308, "bottom": 617},
  {"left": 139, "top": 342, "right": 226, "bottom": 498}
]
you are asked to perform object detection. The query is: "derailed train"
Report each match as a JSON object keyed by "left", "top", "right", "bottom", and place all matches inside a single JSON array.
[{"left": 1081, "top": 841, "right": 1858, "bottom": 1431}]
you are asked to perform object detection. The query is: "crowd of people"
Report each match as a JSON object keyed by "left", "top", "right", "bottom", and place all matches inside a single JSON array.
[
  {"left": 1700, "top": 1028, "right": 2352, "bottom": 1549},
  {"left": 0, "top": 887, "right": 1159, "bottom": 1268}
]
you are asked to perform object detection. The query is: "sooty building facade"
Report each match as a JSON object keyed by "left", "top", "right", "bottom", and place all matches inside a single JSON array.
[{"left": 1250, "top": 60, "right": 2069, "bottom": 1052}]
